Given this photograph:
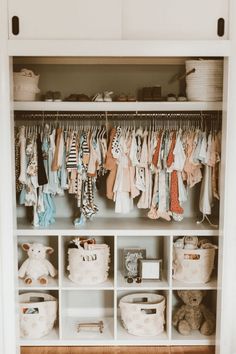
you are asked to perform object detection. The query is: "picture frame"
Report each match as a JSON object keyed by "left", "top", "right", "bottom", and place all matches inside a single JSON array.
[
  {"left": 123, "top": 248, "right": 146, "bottom": 278},
  {"left": 138, "top": 259, "right": 162, "bottom": 280}
]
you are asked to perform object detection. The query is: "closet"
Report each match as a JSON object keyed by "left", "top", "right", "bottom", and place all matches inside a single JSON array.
[
  {"left": 1, "top": 0, "right": 236, "bottom": 353},
  {"left": 12, "top": 57, "right": 221, "bottom": 348}
]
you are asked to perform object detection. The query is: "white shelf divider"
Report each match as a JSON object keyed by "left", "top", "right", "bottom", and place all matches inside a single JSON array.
[
  {"left": 58, "top": 234, "right": 62, "bottom": 289},
  {"left": 16, "top": 217, "right": 219, "bottom": 236},
  {"left": 172, "top": 277, "right": 218, "bottom": 290},
  {"left": 168, "top": 235, "right": 174, "bottom": 341},
  {"left": 14, "top": 101, "right": 223, "bottom": 112},
  {"left": 114, "top": 234, "right": 118, "bottom": 341},
  {"left": 18, "top": 277, "right": 59, "bottom": 291},
  {"left": 171, "top": 327, "right": 215, "bottom": 345},
  {"left": 61, "top": 277, "right": 114, "bottom": 291},
  {"left": 58, "top": 234, "right": 63, "bottom": 340},
  {"left": 116, "top": 318, "right": 169, "bottom": 344},
  {"left": 19, "top": 328, "right": 60, "bottom": 346},
  {"left": 117, "top": 270, "right": 169, "bottom": 290},
  {"left": 167, "top": 289, "right": 172, "bottom": 341}
]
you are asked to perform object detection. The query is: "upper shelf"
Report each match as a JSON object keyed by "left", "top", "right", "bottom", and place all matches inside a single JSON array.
[
  {"left": 13, "top": 56, "right": 188, "bottom": 65},
  {"left": 14, "top": 101, "right": 222, "bottom": 112},
  {"left": 8, "top": 40, "right": 230, "bottom": 57}
]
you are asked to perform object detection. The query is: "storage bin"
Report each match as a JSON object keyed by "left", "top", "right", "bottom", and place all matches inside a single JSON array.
[
  {"left": 67, "top": 244, "right": 110, "bottom": 285},
  {"left": 185, "top": 59, "right": 223, "bottom": 102},
  {"left": 173, "top": 247, "right": 216, "bottom": 283},
  {"left": 13, "top": 69, "right": 40, "bottom": 101},
  {"left": 19, "top": 292, "right": 57, "bottom": 339},
  {"left": 119, "top": 293, "right": 165, "bottom": 336}
]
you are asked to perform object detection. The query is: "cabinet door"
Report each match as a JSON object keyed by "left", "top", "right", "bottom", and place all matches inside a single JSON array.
[
  {"left": 123, "top": 0, "right": 228, "bottom": 39},
  {"left": 9, "top": 0, "right": 122, "bottom": 39}
]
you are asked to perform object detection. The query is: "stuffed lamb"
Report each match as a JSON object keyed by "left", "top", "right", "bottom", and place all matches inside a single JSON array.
[{"left": 18, "top": 243, "right": 57, "bottom": 285}]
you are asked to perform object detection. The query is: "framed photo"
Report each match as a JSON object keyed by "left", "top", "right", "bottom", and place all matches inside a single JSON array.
[
  {"left": 138, "top": 259, "right": 162, "bottom": 280},
  {"left": 123, "top": 248, "right": 146, "bottom": 278}
]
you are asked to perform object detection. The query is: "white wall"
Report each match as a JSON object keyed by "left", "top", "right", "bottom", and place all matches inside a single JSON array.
[{"left": 0, "top": 0, "right": 18, "bottom": 352}]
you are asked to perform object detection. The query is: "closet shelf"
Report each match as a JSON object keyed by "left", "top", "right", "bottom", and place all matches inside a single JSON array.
[
  {"left": 172, "top": 277, "right": 218, "bottom": 290},
  {"left": 117, "top": 320, "right": 169, "bottom": 343},
  {"left": 117, "top": 271, "right": 169, "bottom": 290},
  {"left": 171, "top": 327, "right": 215, "bottom": 345},
  {"left": 19, "top": 328, "right": 59, "bottom": 346},
  {"left": 18, "top": 277, "right": 59, "bottom": 290},
  {"left": 8, "top": 39, "right": 230, "bottom": 57},
  {"left": 14, "top": 101, "right": 222, "bottom": 112},
  {"left": 61, "top": 276, "right": 114, "bottom": 291},
  {"left": 16, "top": 217, "right": 219, "bottom": 236}
]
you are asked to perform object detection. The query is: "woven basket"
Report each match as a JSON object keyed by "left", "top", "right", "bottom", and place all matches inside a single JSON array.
[
  {"left": 185, "top": 60, "right": 223, "bottom": 102},
  {"left": 13, "top": 69, "right": 40, "bottom": 101},
  {"left": 19, "top": 292, "right": 57, "bottom": 339},
  {"left": 67, "top": 244, "right": 110, "bottom": 285},
  {"left": 173, "top": 247, "right": 216, "bottom": 283},
  {"left": 119, "top": 293, "right": 165, "bottom": 336}
]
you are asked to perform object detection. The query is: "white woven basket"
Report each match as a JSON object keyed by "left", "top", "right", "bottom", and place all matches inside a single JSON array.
[
  {"left": 186, "top": 60, "right": 223, "bottom": 102},
  {"left": 19, "top": 292, "right": 57, "bottom": 339},
  {"left": 173, "top": 248, "right": 216, "bottom": 284},
  {"left": 13, "top": 69, "right": 40, "bottom": 101},
  {"left": 67, "top": 244, "right": 110, "bottom": 285},
  {"left": 119, "top": 293, "right": 165, "bottom": 336}
]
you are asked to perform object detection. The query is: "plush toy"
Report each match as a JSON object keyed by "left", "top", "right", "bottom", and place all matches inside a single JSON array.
[
  {"left": 172, "top": 290, "right": 215, "bottom": 336},
  {"left": 18, "top": 243, "right": 57, "bottom": 285}
]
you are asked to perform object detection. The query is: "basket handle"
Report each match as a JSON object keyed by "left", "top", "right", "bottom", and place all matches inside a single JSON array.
[
  {"left": 132, "top": 297, "right": 148, "bottom": 303},
  {"left": 169, "top": 68, "right": 196, "bottom": 83},
  {"left": 178, "top": 68, "right": 196, "bottom": 81},
  {"left": 29, "top": 296, "right": 45, "bottom": 303},
  {"left": 140, "top": 308, "right": 157, "bottom": 315}
]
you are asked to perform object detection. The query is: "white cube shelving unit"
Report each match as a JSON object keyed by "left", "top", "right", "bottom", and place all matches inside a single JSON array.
[{"left": 17, "top": 227, "right": 218, "bottom": 346}]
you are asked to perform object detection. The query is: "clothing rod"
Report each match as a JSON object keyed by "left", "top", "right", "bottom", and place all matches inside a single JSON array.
[{"left": 14, "top": 111, "right": 221, "bottom": 120}]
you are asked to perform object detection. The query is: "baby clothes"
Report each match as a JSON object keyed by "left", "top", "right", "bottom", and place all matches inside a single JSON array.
[
  {"left": 105, "top": 128, "right": 118, "bottom": 200},
  {"left": 137, "top": 131, "right": 152, "bottom": 209},
  {"left": 113, "top": 134, "right": 133, "bottom": 213},
  {"left": 18, "top": 126, "right": 27, "bottom": 185},
  {"left": 37, "top": 133, "right": 48, "bottom": 186},
  {"left": 183, "top": 131, "right": 202, "bottom": 188},
  {"left": 15, "top": 128, "right": 23, "bottom": 193},
  {"left": 15, "top": 122, "right": 221, "bottom": 225}
]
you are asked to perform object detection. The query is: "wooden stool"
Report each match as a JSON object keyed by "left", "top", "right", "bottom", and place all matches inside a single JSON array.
[{"left": 77, "top": 321, "right": 104, "bottom": 334}]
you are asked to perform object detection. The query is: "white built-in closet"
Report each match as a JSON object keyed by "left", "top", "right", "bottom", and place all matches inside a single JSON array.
[{"left": 1, "top": 1, "right": 236, "bottom": 354}]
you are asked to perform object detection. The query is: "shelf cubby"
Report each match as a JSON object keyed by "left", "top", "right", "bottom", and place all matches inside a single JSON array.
[
  {"left": 117, "top": 235, "right": 170, "bottom": 290},
  {"left": 116, "top": 290, "right": 170, "bottom": 343},
  {"left": 171, "top": 235, "right": 219, "bottom": 290},
  {"left": 17, "top": 235, "right": 59, "bottom": 290},
  {"left": 61, "top": 290, "right": 114, "bottom": 341},
  {"left": 171, "top": 289, "right": 217, "bottom": 344},
  {"left": 61, "top": 235, "right": 114, "bottom": 290},
  {"left": 18, "top": 290, "right": 60, "bottom": 345}
]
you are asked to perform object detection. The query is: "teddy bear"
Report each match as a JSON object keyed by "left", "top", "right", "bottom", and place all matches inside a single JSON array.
[
  {"left": 18, "top": 243, "right": 57, "bottom": 285},
  {"left": 172, "top": 290, "right": 215, "bottom": 336}
]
